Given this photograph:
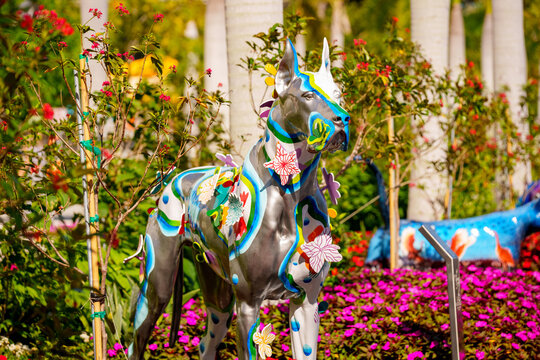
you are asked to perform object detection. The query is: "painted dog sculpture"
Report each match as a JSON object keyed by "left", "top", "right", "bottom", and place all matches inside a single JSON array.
[
  {"left": 129, "top": 39, "right": 350, "bottom": 359},
  {"left": 366, "top": 170, "right": 540, "bottom": 268}
]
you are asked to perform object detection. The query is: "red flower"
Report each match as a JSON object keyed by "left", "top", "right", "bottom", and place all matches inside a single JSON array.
[
  {"left": 392, "top": 16, "right": 399, "bottom": 23},
  {"left": 43, "top": 103, "right": 54, "bottom": 120},
  {"left": 354, "top": 38, "right": 367, "bottom": 46},
  {"left": 159, "top": 93, "right": 171, "bottom": 101},
  {"left": 20, "top": 13, "right": 33, "bottom": 33},
  {"left": 58, "top": 41, "right": 67, "bottom": 49},
  {"left": 469, "top": 129, "right": 477, "bottom": 135},
  {"left": 206, "top": 68, "right": 212, "bottom": 76},
  {"left": 153, "top": 13, "right": 164, "bottom": 23},
  {"left": 89, "top": 8, "right": 103, "bottom": 19},
  {"left": 115, "top": 3, "right": 130, "bottom": 16}
]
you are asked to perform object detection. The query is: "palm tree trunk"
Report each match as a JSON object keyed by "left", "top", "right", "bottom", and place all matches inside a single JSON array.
[
  {"left": 408, "top": 0, "right": 450, "bottom": 221},
  {"left": 80, "top": 0, "right": 108, "bottom": 94},
  {"left": 330, "top": 0, "right": 351, "bottom": 67},
  {"left": 225, "top": 0, "right": 283, "bottom": 158},
  {"left": 449, "top": 0, "right": 465, "bottom": 80},
  {"left": 492, "top": 0, "right": 531, "bottom": 198},
  {"left": 204, "top": 0, "right": 230, "bottom": 144},
  {"left": 481, "top": 0, "right": 494, "bottom": 94}
]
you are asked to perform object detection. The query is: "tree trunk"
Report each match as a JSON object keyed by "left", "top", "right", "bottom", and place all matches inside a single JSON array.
[
  {"left": 204, "top": 0, "right": 230, "bottom": 149},
  {"left": 481, "top": 0, "right": 494, "bottom": 94},
  {"left": 408, "top": 0, "right": 450, "bottom": 221},
  {"left": 330, "top": 0, "right": 350, "bottom": 67},
  {"left": 449, "top": 0, "right": 465, "bottom": 81},
  {"left": 492, "top": 0, "right": 531, "bottom": 198},
  {"left": 225, "top": 0, "right": 283, "bottom": 158}
]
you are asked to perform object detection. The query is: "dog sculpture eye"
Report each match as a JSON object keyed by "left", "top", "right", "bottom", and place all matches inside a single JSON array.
[{"left": 302, "top": 91, "right": 315, "bottom": 101}]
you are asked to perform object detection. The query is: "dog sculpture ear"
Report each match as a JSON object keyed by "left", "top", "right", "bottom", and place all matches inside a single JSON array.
[
  {"left": 318, "top": 37, "right": 332, "bottom": 78},
  {"left": 275, "top": 39, "right": 299, "bottom": 95}
]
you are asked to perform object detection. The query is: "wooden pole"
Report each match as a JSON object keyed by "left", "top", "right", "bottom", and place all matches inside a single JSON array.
[
  {"left": 387, "top": 87, "right": 399, "bottom": 270},
  {"left": 80, "top": 56, "right": 103, "bottom": 360}
]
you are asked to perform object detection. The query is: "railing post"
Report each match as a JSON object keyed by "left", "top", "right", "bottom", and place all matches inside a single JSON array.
[{"left": 418, "top": 225, "right": 465, "bottom": 360}]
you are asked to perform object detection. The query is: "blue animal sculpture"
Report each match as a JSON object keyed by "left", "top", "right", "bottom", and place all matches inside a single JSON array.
[
  {"left": 128, "top": 39, "right": 350, "bottom": 360},
  {"left": 365, "top": 160, "right": 540, "bottom": 268}
]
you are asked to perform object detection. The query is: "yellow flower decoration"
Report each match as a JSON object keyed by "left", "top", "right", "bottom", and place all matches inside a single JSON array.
[{"left": 252, "top": 323, "right": 275, "bottom": 359}]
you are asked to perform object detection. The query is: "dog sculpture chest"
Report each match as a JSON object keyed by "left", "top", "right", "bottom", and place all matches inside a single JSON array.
[{"left": 129, "top": 39, "right": 350, "bottom": 360}]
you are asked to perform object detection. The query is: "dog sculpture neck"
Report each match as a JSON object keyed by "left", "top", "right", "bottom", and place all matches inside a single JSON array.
[{"left": 255, "top": 38, "right": 349, "bottom": 194}]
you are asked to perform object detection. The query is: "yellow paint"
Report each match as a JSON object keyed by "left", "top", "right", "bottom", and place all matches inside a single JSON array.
[
  {"left": 265, "top": 77, "right": 275, "bottom": 86},
  {"left": 328, "top": 208, "right": 337, "bottom": 218},
  {"left": 264, "top": 63, "right": 277, "bottom": 75}
]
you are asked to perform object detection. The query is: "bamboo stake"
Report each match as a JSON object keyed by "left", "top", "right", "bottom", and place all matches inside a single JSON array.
[
  {"left": 79, "top": 56, "right": 103, "bottom": 360},
  {"left": 387, "top": 87, "right": 399, "bottom": 270}
]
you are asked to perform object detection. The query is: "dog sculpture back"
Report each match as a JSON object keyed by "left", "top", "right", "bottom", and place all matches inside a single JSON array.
[{"left": 128, "top": 39, "right": 350, "bottom": 360}]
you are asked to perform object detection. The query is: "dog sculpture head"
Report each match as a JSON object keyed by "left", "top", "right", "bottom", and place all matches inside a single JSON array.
[{"left": 272, "top": 38, "right": 350, "bottom": 153}]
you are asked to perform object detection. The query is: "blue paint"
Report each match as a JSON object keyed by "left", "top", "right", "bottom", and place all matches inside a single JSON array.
[
  {"left": 232, "top": 274, "right": 239, "bottom": 285},
  {"left": 162, "top": 194, "right": 169, "bottom": 204},
  {"left": 304, "top": 218, "right": 310, "bottom": 226},
  {"left": 199, "top": 343, "right": 205, "bottom": 353},
  {"left": 265, "top": 129, "right": 270, "bottom": 142},
  {"left": 210, "top": 331, "right": 215, "bottom": 338},
  {"left": 303, "top": 344, "right": 312, "bottom": 356},
  {"left": 293, "top": 262, "right": 298, "bottom": 266},
  {"left": 303, "top": 277, "right": 312, "bottom": 283},
  {"left": 211, "top": 313, "right": 220, "bottom": 324},
  {"left": 291, "top": 319, "right": 300, "bottom": 332}
]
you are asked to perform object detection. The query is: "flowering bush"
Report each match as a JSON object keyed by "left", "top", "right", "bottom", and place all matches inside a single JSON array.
[{"left": 109, "top": 260, "right": 539, "bottom": 359}]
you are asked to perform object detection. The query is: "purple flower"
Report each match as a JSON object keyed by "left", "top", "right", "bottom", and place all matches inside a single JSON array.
[
  {"left": 399, "top": 304, "right": 409, "bottom": 312},
  {"left": 475, "top": 321, "right": 488, "bottom": 328},
  {"left": 511, "top": 343, "right": 520, "bottom": 350},
  {"left": 407, "top": 351, "right": 424, "bottom": 360},
  {"left": 441, "top": 323, "right": 449, "bottom": 331},
  {"left": 516, "top": 331, "right": 528, "bottom": 341},
  {"left": 113, "top": 343, "right": 123, "bottom": 351},
  {"left": 178, "top": 335, "right": 190, "bottom": 343},
  {"left": 478, "top": 314, "right": 490, "bottom": 320},
  {"left": 148, "top": 343, "right": 158, "bottom": 351},
  {"left": 192, "top": 336, "right": 200, "bottom": 346},
  {"left": 344, "top": 328, "right": 356, "bottom": 337},
  {"left": 382, "top": 341, "right": 391, "bottom": 350},
  {"left": 501, "top": 333, "right": 512, "bottom": 339},
  {"left": 476, "top": 350, "right": 485, "bottom": 359},
  {"left": 281, "top": 344, "right": 290, "bottom": 352},
  {"left": 361, "top": 304, "right": 374, "bottom": 312},
  {"left": 107, "top": 349, "right": 117, "bottom": 357},
  {"left": 369, "top": 343, "right": 378, "bottom": 351}
]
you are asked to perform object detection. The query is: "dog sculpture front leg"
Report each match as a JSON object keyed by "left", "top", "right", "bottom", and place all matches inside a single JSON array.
[
  {"left": 235, "top": 299, "right": 264, "bottom": 360},
  {"left": 288, "top": 263, "right": 329, "bottom": 359}
]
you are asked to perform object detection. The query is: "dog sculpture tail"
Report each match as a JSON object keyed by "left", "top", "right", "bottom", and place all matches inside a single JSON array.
[{"left": 169, "top": 247, "right": 184, "bottom": 346}]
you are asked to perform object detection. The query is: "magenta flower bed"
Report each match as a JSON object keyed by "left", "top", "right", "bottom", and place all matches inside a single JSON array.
[{"left": 110, "top": 265, "right": 539, "bottom": 359}]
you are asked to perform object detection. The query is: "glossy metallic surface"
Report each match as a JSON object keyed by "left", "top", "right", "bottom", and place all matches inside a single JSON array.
[{"left": 128, "top": 39, "right": 349, "bottom": 360}]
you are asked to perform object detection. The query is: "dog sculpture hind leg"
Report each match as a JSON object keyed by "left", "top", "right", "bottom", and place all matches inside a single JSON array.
[{"left": 128, "top": 38, "right": 350, "bottom": 360}]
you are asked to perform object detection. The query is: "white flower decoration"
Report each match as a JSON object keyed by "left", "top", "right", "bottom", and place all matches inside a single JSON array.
[
  {"left": 301, "top": 232, "right": 343, "bottom": 273},
  {"left": 263, "top": 142, "right": 301, "bottom": 185},
  {"left": 197, "top": 173, "right": 219, "bottom": 204},
  {"left": 252, "top": 323, "right": 275, "bottom": 359}
]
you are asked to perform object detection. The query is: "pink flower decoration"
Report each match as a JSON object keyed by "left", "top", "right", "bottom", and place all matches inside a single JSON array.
[
  {"left": 300, "top": 232, "right": 342, "bottom": 273},
  {"left": 264, "top": 143, "right": 301, "bottom": 186},
  {"left": 216, "top": 153, "right": 238, "bottom": 167}
]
